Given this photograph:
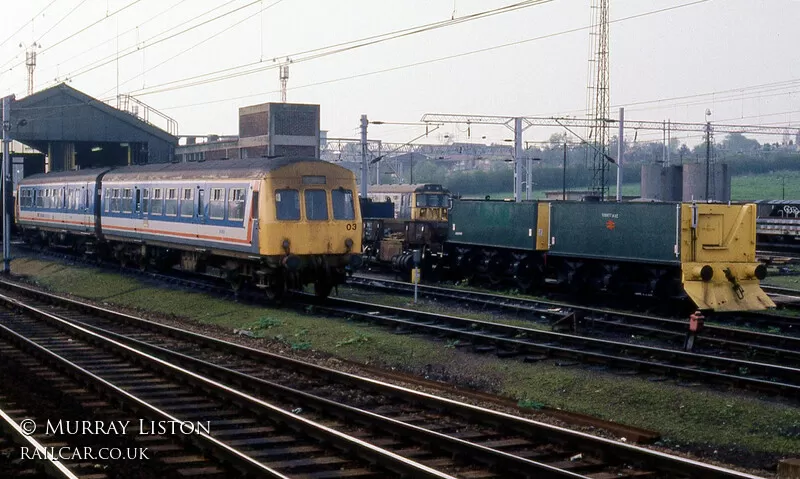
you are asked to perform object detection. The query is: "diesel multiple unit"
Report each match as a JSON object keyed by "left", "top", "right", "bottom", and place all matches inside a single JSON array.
[{"left": 16, "top": 158, "right": 362, "bottom": 298}]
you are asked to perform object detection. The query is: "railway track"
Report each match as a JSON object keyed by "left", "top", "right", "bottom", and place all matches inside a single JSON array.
[
  {"left": 0, "top": 278, "right": 765, "bottom": 478},
  {"left": 348, "top": 275, "right": 800, "bottom": 359},
  {"left": 0, "top": 403, "right": 79, "bottom": 479},
  {"left": 0, "top": 290, "right": 457, "bottom": 478}
]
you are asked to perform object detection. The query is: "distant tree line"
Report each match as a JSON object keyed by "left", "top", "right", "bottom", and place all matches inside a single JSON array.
[{"left": 407, "top": 133, "right": 800, "bottom": 196}]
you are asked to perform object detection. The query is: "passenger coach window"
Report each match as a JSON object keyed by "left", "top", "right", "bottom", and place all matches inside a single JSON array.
[
  {"left": 111, "top": 189, "right": 120, "bottom": 213},
  {"left": 122, "top": 188, "right": 133, "bottom": 213},
  {"left": 209, "top": 188, "right": 225, "bottom": 220},
  {"left": 151, "top": 189, "right": 163, "bottom": 215},
  {"left": 304, "top": 189, "right": 328, "bottom": 221},
  {"left": 180, "top": 188, "right": 194, "bottom": 217},
  {"left": 332, "top": 189, "right": 355, "bottom": 220},
  {"left": 228, "top": 188, "right": 245, "bottom": 221},
  {"left": 275, "top": 189, "right": 300, "bottom": 220},
  {"left": 165, "top": 188, "right": 178, "bottom": 216},
  {"left": 142, "top": 189, "right": 150, "bottom": 214}
]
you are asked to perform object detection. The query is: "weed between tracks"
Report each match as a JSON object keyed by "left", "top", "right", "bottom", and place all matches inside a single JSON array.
[{"left": 10, "top": 256, "right": 800, "bottom": 470}]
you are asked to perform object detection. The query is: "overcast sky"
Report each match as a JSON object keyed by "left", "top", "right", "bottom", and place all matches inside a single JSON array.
[{"left": 1, "top": 0, "right": 798, "bottom": 147}]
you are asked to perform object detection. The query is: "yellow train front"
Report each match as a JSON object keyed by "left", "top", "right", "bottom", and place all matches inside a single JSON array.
[{"left": 362, "top": 183, "right": 450, "bottom": 271}]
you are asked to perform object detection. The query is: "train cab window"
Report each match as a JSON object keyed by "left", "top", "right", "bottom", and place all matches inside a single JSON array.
[
  {"left": 304, "top": 189, "right": 328, "bottom": 221},
  {"left": 180, "top": 188, "right": 194, "bottom": 217},
  {"left": 332, "top": 188, "right": 355, "bottom": 220},
  {"left": 416, "top": 194, "right": 445, "bottom": 207},
  {"left": 151, "top": 188, "right": 163, "bottom": 215},
  {"left": 251, "top": 192, "right": 258, "bottom": 219},
  {"left": 165, "top": 188, "right": 178, "bottom": 216},
  {"left": 209, "top": 188, "right": 225, "bottom": 220},
  {"left": 122, "top": 188, "right": 133, "bottom": 213},
  {"left": 228, "top": 188, "right": 245, "bottom": 221},
  {"left": 142, "top": 189, "right": 150, "bottom": 215},
  {"left": 275, "top": 189, "right": 300, "bottom": 220}
]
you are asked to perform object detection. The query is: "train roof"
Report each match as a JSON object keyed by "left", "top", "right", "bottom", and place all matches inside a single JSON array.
[
  {"left": 20, "top": 158, "right": 348, "bottom": 185},
  {"left": 367, "top": 184, "right": 449, "bottom": 194},
  {"left": 20, "top": 168, "right": 111, "bottom": 185},
  {"left": 103, "top": 157, "right": 339, "bottom": 181}
]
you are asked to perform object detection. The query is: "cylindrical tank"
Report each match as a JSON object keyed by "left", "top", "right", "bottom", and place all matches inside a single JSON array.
[
  {"left": 640, "top": 164, "right": 663, "bottom": 200},
  {"left": 682, "top": 163, "right": 731, "bottom": 202}
]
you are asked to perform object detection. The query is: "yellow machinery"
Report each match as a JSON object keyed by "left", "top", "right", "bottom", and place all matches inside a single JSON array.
[{"left": 680, "top": 203, "right": 775, "bottom": 311}]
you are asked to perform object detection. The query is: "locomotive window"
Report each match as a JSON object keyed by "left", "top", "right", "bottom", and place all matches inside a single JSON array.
[
  {"left": 332, "top": 189, "right": 355, "bottom": 220},
  {"left": 304, "top": 189, "right": 328, "bottom": 221},
  {"left": 275, "top": 189, "right": 300, "bottom": 220},
  {"left": 415, "top": 194, "right": 445, "bottom": 207},
  {"left": 228, "top": 188, "right": 245, "bottom": 221},
  {"left": 151, "top": 188, "right": 163, "bottom": 215},
  {"left": 122, "top": 188, "right": 133, "bottom": 213},
  {"left": 180, "top": 188, "right": 194, "bottom": 217},
  {"left": 142, "top": 189, "right": 150, "bottom": 215},
  {"left": 251, "top": 191, "right": 258, "bottom": 219},
  {"left": 165, "top": 188, "right": 178, "bottom": 216},
  {"left": 209, "top": 188, "right": 225, "bottom": 220}
]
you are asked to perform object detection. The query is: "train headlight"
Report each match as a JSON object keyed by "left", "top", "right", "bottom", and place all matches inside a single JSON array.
[
  {"left": 281, "top": 239, "right": 290, "bottom": 253},
  {"left": 344, "top": 238, "right": 353, "bottom": 250}
]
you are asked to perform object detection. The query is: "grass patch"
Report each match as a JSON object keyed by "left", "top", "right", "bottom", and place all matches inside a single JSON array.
[{"left": 9, "top": 256, "right": 800, "bottom": 464}]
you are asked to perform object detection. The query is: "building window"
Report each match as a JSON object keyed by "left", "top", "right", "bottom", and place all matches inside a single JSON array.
[
  {"left": 275, "top": 189, "right": 299, "bottom": 220},
  {"left": 180, "top": 188, "right": 194, "bottom": 217},
  {"left": 165, "top": 188, "right": 178, "bottom": 216},
  {"left": 332, "top": 189, "right": 355, "bottom": 220},
  {"left": 209, "top": 188, "right": 225, "bottom": 220},
  {"left": 228, "top": 188, "right": 245, "bottom": 221}
]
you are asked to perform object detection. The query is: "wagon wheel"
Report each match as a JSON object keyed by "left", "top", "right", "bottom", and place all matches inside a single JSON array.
[
  {"left": 513, "top": 257, "right": 537, "bottom": 292},
  {"left": 314, "top": 279, "right": 333, "bottom": 299}
]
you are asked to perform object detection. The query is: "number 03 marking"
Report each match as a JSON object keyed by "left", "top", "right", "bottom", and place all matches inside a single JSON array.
[{"left": 345, "top": 223, "right": 357, "bottom": 231}]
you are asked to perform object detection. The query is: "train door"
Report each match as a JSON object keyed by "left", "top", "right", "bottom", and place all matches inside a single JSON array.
[
  {"left": 134, "top": 187, "right": 143, "bottom": 220},
  {"left": 197, "top": 185, "right": 206, "bottom": 224}
]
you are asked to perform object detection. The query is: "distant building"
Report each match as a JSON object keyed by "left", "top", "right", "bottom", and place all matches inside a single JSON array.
[{"left": 175, "top": 102, "right": 320, "bottom": 162}]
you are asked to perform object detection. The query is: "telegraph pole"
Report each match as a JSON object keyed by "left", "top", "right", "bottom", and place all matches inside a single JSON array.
[
  {"left": 360, "top": 115, "right": 368, "bottom": 198},
  {"left": 2, "top": 96, "right": 11, "bottom": 273}
]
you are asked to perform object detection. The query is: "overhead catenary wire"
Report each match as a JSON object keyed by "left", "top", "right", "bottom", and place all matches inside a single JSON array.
[
  {"left": 127, "top": 0, "right": 556, "bottom": 96},
  {"left": 0, "top": 0, "right": 58, "bottom": 51},
  {"left": 152, "top": 0, "right": 712, "bottom": 111},
  {"left": 0, "top": 0, "right": 144, "bottom": 75}
]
